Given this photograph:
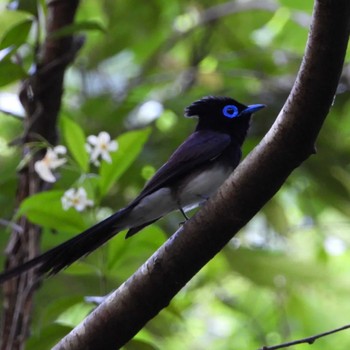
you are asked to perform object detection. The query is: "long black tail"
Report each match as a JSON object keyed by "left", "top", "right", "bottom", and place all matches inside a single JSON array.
[{"left": 0, "top": 209, "right": 129, "bottom": 284}]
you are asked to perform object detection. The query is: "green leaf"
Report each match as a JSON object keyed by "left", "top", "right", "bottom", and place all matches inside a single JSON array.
[
  {"left": 55, "top": 302, "right": 95, "bottom": 327},
  {"left": 99, "top": 128, "right": 151, "bottom": 197},
  {"left": 50, "top": 20, "right": 106, "bottom": 39},
  {"left": 41, "top": 296, "right": 85, "bottom": 324},
  {"left": 59, "top": 260, "right": 101, "bottom": 277},
  {"left": 0, "top": 10, "right": 31, "bottom": 39},
  {"left": 18, "top": 191, "right": 86, "bottom": 233},
  {"left": 60, "top": 116, "right": 89, "bottom": 172},
  {"left": 0, "top": 19, "right": 33, "bottom": 50},
  {"left": 0, "top": 60, "right": 27, "bottom": 87},
  {"left": 10, "top": 0, "right": 38, "bottom": 16},
  {"left": 107, "top": 224, "right": 166, "bottom": 277},
  {"left": 26, "top": 324, "right": 72, "bottom": 350},
  {"left": 263, "top": 197, "right": 289, "bottom": 234},
  {"left": 124, "top": 339, "right": 160, "bottom": 350}
]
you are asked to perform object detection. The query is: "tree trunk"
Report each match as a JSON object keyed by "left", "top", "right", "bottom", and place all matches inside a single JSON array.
[{"left": 0, "top": 1, "right": 81, "bottom": 349}]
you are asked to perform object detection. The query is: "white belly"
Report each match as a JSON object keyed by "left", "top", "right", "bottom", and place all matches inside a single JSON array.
[
  {"left": 179, "top": 165, "right": 232, "bottom": 211},
  {"left": 119, "top": 165, "right": 232, "bottom": 229}
]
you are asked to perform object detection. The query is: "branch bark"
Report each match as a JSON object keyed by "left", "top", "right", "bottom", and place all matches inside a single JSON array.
[
  {"left": 52, "top": 0, "right": 349, "bottom": 349},
  {"left": 0, "top": 1, "right": 81, "bottom": 350}
]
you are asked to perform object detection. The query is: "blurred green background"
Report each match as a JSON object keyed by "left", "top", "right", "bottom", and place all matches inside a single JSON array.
[{"left": 0, "top": 0, "right": 350, "bottom": 349}]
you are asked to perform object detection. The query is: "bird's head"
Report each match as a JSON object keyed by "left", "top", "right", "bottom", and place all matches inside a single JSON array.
[{"left": 185, "top": 96, "right": 265, "bottom": 144}]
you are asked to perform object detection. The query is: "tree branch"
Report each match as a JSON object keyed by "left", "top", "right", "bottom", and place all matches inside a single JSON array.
[
  {"left": 0, "top": 1, "right": 82, "bottom": 350},
  {"left": 54, "top": 1, "right": 350, "bottom": 349}
]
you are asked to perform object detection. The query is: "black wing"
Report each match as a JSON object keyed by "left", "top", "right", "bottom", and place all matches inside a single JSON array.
[{"left": 131, "top": 130, "right": 231, "bottom": 205}]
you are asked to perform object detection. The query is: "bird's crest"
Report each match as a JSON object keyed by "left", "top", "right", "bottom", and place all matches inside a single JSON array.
[{"left": 184, "top": 96, "right": 247, "bottom": 118}]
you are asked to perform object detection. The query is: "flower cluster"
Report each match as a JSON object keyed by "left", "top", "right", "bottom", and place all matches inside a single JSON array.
[{"left": 34, "top": 131, "right": 117, "bottom": 212}]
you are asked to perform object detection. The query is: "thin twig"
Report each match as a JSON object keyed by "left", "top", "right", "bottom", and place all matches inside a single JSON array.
[
  {"left": 0, "top": 219, "right": 23, "bottom": 234},
  {"left": 259, "top": 324, "right": 350, "bottom": 350}
]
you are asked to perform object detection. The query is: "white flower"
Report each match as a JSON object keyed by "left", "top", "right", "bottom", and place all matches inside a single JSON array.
[
  {"left": 61, "top": 187, "right": 94, "bottom": 212},
  {"left": 86, "top": 131, "right": 118, "bottom": 166},
  {"left": 34, "top": 145, "right": 67, "bottom": 183},
  {"left": 324, "top": 236, "right": 347, "bottom": 256}
]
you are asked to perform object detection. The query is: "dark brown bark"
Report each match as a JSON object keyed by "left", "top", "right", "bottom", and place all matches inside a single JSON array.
[
  {"left": 53, "top": 1, "right": 350, "bottom": 349},
  {"left": 0, "top": 1, "right": 81, "bottom": 350}
]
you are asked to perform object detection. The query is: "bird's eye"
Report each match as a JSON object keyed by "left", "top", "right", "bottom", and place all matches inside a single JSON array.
[{"left": 222, "top": 105, "right": 239, "bottom": 119}]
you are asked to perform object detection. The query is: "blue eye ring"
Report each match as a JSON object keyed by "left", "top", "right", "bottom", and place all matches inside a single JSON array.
[{"left": 222, "top": 105, "right": 239, "bottom": 118}]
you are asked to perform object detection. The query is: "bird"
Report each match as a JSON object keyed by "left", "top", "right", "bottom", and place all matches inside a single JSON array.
[{"left": 0, "top": 96, "right": 265, "bottom": 283}]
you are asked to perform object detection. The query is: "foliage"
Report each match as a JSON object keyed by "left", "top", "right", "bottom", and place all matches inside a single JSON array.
[{"left": 0, "top": 0, "right": 350, "bottom": 349}]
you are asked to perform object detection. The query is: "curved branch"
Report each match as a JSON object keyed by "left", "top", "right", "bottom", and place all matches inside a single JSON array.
[{"left": 54, "top": 1, "right": 350, "bottom": 349}]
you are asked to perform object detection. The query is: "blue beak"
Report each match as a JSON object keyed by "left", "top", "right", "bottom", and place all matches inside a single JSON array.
[{"left": 240, "top": 104, "right": 266, "bottom": 116}]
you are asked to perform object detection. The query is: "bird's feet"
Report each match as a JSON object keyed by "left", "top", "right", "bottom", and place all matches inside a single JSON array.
[{"left": 178, "top": 208, "right": 189, "bottom": 226}]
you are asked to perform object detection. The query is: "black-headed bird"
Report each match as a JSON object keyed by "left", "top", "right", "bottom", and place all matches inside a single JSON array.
[{"left": 0, "top": 96, "right": 265, "bottom": 283}]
